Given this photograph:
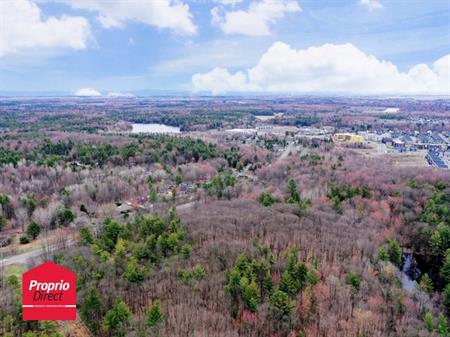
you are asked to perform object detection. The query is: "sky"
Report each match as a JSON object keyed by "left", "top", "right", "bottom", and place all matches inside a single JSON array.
[{"left": 0, "top": 0, "right": 449, "bottom": 95}]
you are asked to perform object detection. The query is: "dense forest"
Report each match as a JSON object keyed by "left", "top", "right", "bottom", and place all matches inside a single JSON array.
[{"left": 0, "top": 98, "right": 449, "bottom": 337}]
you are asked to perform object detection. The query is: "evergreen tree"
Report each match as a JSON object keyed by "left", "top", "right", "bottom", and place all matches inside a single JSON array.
[
  {"left": 281, "top": 250, "right": 308, "bottom": 295},
  {"left": 0, "top": 194, "right": 14, "bottom": 219},
  {"left": 441, "top": 250, "right": 450, "bottom": 284},
  {"left": 235, "top": 253, "right": 249, "bottom": 273},
  {"left": 0, "top": 193, "right": 10, "bottom": 206},
  {"left": 287, "top": 179, "right": 300, "bottom": 203},
  {"left": 26, "top": 222, "right": 41, "bottom": 240},
  {"left": 388, "top": 239, "right": 402, "bottom": 268},
  {"left": 377, "top": 247, "right": 389, "bottom": 261},
  {"left": 345, "top": 272, "right": 361, "bottom": 290},
  {"left": 269, "top": 290, "right": 293, "bottom": 319},
  {"left": 23, "top": 333, "right": 37, "bottom": 337},
  {"left": 263, "top": 274, "right": 274, "bottom": 296},
  {"left": 171, "top": 187, "right": 176, "bottom": 202},
  {"left": 192, "top": 263, "right": 206, "bottom": 280},
  {"left": 225, "top": 269, "right": 241, "bottom": 318},
  {"left": 56, "top": 207, "right": 74, "bottom": 226},
  {"left": 146, "top": 300, "right": 165, "bottom": 328},
  {"left": 39, "top": 321, "right": 62, "bottom": 337},
  {"left": 438, "top": 313, "right": 449, "bottom": 336},
  {"left": 149, "top": 186, "right": 158, "bottom": 202},
  {"left": 123, "top": 257, "right": 146, "bottom": 282},
  {"left": 79, "top": 227, "right": 94, "bottom": 246},
  {"left": 307, "top": 269, "right": 319, "bottom": 285},
  {"left": 280, "top": 270, "right": 297, "bottom": 296},
  {"left": 147, "top": 176, "right": 158, "bottom": 202},
  {"left": 101, "top": 218, "right": 126, "bottom": 252},
  {"left": 102, "top": 300, "right": 131, "bottom": 337},
  {"left": 259, "top": 192, "right": 275, "bottom": 207},
  {"left": 423, "top": 310, "right": 433, "bottom": 332},
  {"left": 81, "top": 288, "right": 104, "bottom": 334},
  {"left": 181, "top": 243, "right": 192, "bottom": 258},
  {"left": 294, "top": 263, "right": 309, "bottom": 291},
  {"left": 443, "top": 283, "right": 450, "bottom": 311},
  {"left": 175, "top": 174, "right": 183, "bottom": 185},
  {"left": 419, "top": 273, "right": 434, "bottom": 294},
  {"left": 241, "top": 278, "right": 259, "bottom": 312}
]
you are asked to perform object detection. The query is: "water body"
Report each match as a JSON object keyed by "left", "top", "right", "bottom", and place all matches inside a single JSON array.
[
  {"left": 401, "top": 253, "right": 422, "bottom": 292},
  {"left": 131, "top": 123, "right": 180, "bottom": 134}
]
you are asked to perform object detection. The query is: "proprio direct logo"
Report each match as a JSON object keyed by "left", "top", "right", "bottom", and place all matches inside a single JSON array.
[{"left": 22, "top": 261, "right": 76, "bottom": 320}]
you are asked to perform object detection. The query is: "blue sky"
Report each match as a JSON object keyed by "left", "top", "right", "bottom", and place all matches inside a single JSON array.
[{"left": 0, "top": 0, "right": 449, "bottom": 94}]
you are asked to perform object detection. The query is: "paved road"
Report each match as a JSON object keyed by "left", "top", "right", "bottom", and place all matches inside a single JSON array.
[
  {"left": 1, "top": 240, "right": 75, "bottom": 267},
  {"left": 0, "top": 202, "right": 196, "bottom": 267},
  {"left": 1, "top": 248, "right": 43, "bottom": 266}
]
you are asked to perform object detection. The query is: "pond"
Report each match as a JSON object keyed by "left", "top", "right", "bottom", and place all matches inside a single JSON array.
[{"left": 131, "top": 123, "right": 180, "bottom": 134}]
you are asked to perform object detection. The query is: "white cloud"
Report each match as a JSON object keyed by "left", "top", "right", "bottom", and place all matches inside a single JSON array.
[
  {"left": 359, "top": 0, "right": 383, "bottom": 11},
  {"left": 0, "top": 0, "right": 91, "bottom": 57},
  {"left": 54, "top": 0, "right": 197, "bottom": 35},
  {"left": 75, "top": 88, "right": 101, "bottom": 96},
  {"left": 192, "top": 42, "right": 450, "bottom": 95},
  {"left": 214, "top": 0, "right": 243, "bottom": 5},
  {"left": 192, "top": 68, "right": 258, "bottom": 95},
  {"left": 211, "top": 0, "right": 301, "bottom": 36}
]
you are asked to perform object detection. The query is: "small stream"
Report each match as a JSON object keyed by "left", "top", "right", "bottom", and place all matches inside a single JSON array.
[{"left": 401, "top": 253, "right": 422, "bottom": 292}]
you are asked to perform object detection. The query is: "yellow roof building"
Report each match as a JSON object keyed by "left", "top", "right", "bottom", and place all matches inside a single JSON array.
[{"left": 332, "top": 133, "right": 364, "bottom": 143}]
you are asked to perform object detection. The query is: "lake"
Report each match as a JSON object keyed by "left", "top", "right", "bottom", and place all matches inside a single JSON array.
[{"left": 131, "top": 123, "right": 180, "bottom": 134}]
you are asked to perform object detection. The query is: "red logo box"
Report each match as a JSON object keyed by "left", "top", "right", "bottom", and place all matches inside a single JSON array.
[{"left": 22, "top": 261, "right": 76, "bottom": 320}]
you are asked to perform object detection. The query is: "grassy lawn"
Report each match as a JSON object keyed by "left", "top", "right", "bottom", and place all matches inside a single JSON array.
[{"left": 5, "top": 264, "right": 27, "bottom": 280}]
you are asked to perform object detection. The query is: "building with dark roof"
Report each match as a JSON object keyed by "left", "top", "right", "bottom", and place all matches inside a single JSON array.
[{"left": 426, "top": 151, "right": 448, "bottom": 169}]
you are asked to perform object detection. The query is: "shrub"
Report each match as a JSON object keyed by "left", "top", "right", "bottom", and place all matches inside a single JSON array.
[
  {"left": 345, "top": 272, "right": 361, "bottom": 290},
  {"left": 57, "top": 208, "right": 74, "bottom": 226},
  {"left": 6, "top": 275, "right": 19, "bottom": 288},
  {"left": 259, "top": 192, "right": 275, "bottom": 207},
  {"left": 192, "top": 263, "right": 206, "bottom": 280},
  {"left": 20, "top": 235, "right": 30, "bottom": 244}
]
